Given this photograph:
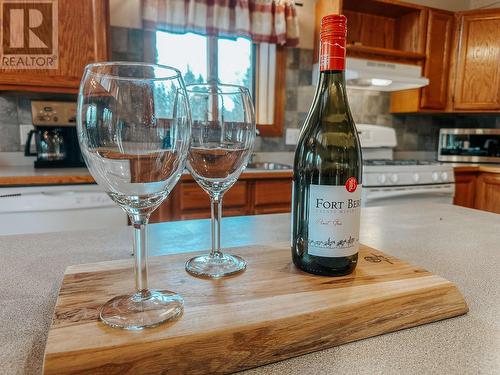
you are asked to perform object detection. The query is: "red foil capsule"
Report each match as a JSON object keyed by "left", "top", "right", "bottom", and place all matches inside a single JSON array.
[{"left": 319, "top": 14, "right": 347, "bottom": 72}]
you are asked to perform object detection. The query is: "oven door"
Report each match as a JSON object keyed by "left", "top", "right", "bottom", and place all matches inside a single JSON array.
[{"left": 362, "top": 184, "right": 455, "bottom": 207}]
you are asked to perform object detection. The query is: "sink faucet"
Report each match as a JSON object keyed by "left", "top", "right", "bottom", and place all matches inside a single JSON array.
[{"left": 250, "top": 152, "right": 257, "bottom": 163}]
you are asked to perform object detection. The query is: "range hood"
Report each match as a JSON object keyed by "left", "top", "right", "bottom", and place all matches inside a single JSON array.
[
  {"left": 345, "top": 58, "right": 429, "bottom": 92},
  {"left": 312, "top": 57, "right": 429, "bottom": 92}
]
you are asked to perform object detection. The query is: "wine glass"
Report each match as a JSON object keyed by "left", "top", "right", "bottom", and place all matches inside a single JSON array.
[
  {"left": 77, "top": 62, "right": 191, "bottom": 330},
  {"left": 185, "top": 83, "right": 256, "bottom": 278}
]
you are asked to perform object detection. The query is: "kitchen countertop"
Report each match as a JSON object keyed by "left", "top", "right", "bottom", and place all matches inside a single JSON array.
[
  {"left": 0, "top": 166, "right": 94, "bottom": 186},
  {"left": 4, "top": 162, "right": 500, "bottom": 187},
  {"left": 0, "top": 166, "right": 292, "bottom": 187},
  {"left": 452, "top": 164, "right": 500, "bottom": 174},
  {"left": 1, "top": 204, "right": 499, "bottom": 374}
]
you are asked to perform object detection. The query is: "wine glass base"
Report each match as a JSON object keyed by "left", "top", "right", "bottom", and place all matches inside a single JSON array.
[
  {"left": 185, "top": 253, "right": 247, "bottom": 279},
  {"left": 99, "top": 289, "right": 183, "bottom": 330}
]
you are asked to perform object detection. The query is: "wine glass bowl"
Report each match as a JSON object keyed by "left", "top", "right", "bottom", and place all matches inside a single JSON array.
[
  {"left": 78, "top": 62, "right": 191, "bottom": 329},
  {"left": 185, "top": 84, "right": 255, "bottom": 278}
]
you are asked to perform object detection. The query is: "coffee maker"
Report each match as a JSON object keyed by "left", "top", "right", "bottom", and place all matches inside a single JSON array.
[{"left": 25, "top": 101, "right": 85, "bottom": 168}]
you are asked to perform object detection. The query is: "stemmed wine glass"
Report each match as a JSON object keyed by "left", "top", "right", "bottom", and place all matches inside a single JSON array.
[
  {"left": 185, "top": 83, "right": 256, "bottom": 278},
  {"left": 77, "top": 62, "right": 191, "bottom": 330}
]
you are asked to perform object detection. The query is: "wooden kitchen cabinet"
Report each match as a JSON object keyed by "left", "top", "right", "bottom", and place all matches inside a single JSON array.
[
  {"left": 175, "top": 181, "right": 249, "bottom": 220},
  {"left": 420, "top": 10, "right": 454, "bottom": 109},
  {"left": 453, "top": 10, "right": 500, "bottom": 110},
  {"left": 392, "top": 8, "right": 500, "bottom": 113},
  {"left": 150, "top": 173, "right": 293, "bottom": 223},
  {"left": 453, "top": 171, "right": 476, "bottom": 208},
  {"left": 253, "top": 179, "right": 292, "bottom": 214},
  {"left": 0, "top": 0, "right": 109, "bottom": 93},
  {"left": 314, "top": 0, "right": 427, "bottom": 65},
  {"left": 474, "top": 173, "right": 500, "bottom": 213},
  {"left": 454, "top": 167, "right": 500, "bottom": 214},
  {"left": 391, "top": 9, "right": 454, "bottom": 112}
]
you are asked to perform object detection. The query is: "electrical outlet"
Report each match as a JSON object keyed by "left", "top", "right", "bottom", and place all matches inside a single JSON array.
[
  {"left": 19, "top": 124, "right": 34, "bottom": 147},
  {"left": 285, "top": 128, "right": 300, "bottom": 145}
]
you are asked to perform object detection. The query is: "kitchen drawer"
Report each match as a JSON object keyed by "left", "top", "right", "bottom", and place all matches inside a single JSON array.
[{"left": 179, "top": 182, "right": 248, "bottom": 211}]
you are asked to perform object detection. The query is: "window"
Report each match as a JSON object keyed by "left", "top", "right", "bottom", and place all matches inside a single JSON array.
[
  {"left": 154, "top": 31, "right": 284, "bottom": 135},
  {"left": 156, "top": 31, "right": 253, "bottom": 93}
]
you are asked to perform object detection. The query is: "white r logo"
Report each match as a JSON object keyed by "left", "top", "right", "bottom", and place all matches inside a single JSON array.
[{"left": 9, "top": 8, "right": 48, "bottom": 48}]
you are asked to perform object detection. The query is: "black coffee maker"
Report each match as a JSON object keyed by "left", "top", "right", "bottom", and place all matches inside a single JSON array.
[{"left": 24, "top": 101, "right": 85, "bottom": 168}]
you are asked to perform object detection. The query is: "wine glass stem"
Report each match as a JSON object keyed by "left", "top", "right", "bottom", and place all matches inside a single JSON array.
[
  {"left": 210, "top": 196, "right": 223, "bottom": 258},
  {"left": 132, "top": 215, "right": 150, "bottom": 295}
]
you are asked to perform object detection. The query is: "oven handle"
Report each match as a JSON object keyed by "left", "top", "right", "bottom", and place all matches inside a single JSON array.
[{"left": 363, "top": 184, "right": 455, "bottom": 201}]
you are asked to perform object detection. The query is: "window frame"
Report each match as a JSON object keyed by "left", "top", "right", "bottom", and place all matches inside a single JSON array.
[{"left": 145, "top": 32, "right": 285, "bottom": 137}]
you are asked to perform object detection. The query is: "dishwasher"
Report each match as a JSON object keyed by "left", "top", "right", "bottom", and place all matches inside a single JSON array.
[{"left": 0, "top": 184, "right": 127, "bottom": 235}]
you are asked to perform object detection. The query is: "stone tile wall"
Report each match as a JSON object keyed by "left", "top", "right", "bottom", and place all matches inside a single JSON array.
[
  {"left": 255, "top": 47, "right": 500, "bottom": 158},
  {"left": 110, "top": 26, "right": 145, "bottom": 61},
  {"left": 0, "top": 95, "right": 22, "bottom": 152},
  {"left": 0, "top": 93, "right": 75, "bottom": 152}
]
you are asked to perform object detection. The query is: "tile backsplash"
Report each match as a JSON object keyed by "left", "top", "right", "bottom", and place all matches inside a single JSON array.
[
  {"left": 1, "top": 39, "right": 499, "bottom": 157},
  {"left": 255, "top": 47, "right": 500, "bottom": 160},
  {"left": 0, "top": 93, "right": 75, "bottom": 152},
  {"left": 110, "top": 26, "right": 145, "bottom": 62},
  {"left": 0, "top": 95, "right": 34, "bottom": 152}
]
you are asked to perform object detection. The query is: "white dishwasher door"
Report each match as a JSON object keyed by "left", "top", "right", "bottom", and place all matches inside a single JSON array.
[{"left": 0, "top": 185, "right": 127, "bottom": 235}]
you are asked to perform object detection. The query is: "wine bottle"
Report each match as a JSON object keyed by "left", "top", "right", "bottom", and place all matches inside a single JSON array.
[{"left": 291, "top": 14, "right": 363, "bottom": 277}]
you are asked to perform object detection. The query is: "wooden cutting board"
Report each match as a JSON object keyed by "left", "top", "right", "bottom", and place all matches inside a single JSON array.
[{"left": 43, "top": 243, "right": 468, "bottom": 374}]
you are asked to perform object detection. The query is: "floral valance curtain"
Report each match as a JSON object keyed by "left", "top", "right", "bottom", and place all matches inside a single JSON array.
[{"left": 142, "top": 0, "right": 299, "bottom": 46}]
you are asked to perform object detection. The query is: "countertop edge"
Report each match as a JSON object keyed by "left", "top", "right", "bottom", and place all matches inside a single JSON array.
[
  {"left": 0, "top": 169, "right": 293, "bottom": 187},
  {"left": 453, "top": 165, "right": 500, "bottom": 174},
  {"left": 0, "top": 175, "right": 96, "bottom": 187}
]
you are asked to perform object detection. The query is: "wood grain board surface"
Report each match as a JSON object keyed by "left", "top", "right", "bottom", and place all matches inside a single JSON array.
[{"left": 43, "top": 244, "right": 468, "bottom": 374}]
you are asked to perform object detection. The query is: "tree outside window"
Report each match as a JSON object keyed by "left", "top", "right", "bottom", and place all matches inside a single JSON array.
[{"left": 155, "top": 31, "right": 253, "bottom": 121}]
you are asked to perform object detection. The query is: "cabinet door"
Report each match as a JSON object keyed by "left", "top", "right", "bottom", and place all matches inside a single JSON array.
[
  {"left": 253, "top": 179, "right": 292, "bottom": 214},
  {"left": 0, "top": 0, "right": 109, "bottom": 93},
  {"left": 420, "top": 10, "right": 453, "bottom": 109},
  {"left": 453, "top": 11, "right": 500, "bottom": 110},
  {"left": 453, "top": 171, "right": 476, "bottom": 208},
  {"left": 474, "top": 173, "right": 500, "bottom": 214},
  {"left": 177, "top": 181, "right": 249, "bottom": 220}
]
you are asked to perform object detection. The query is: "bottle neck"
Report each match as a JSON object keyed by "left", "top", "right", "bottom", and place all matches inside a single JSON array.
[
  {"left": 317, "top": 70, "right": 349, "bottom": 113},
  {"left": 319, "top": 69, "right": 345, "bottom": 83}
]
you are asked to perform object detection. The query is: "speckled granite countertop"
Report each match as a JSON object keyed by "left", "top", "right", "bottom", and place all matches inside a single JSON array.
[{"left": 1, "top": 204, "right": 499, "bottom": 374}]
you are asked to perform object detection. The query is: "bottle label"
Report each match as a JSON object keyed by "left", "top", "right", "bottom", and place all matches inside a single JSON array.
[
  {"left": 307, "top": 182, "right": 362, "bottom": 257},
  {"left": 320, "top": 37, "right": 346, "bottom": 71}
]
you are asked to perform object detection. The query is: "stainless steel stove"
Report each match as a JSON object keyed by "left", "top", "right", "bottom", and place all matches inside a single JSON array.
[{"left": 358, "top": 124, "right": 455, "bottom": 207}]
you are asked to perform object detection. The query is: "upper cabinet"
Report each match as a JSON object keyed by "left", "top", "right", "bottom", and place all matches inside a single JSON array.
[
  {"left": 0, "top": 0, "right": 109, "bottom": 93},
  {"left": 420, "top": 10, "right": 454, "bottom": 110},
  {"left": 391, "top": 9, "right": 454, "bottom": 112},
  {"left": 453, "top": 10, "right": 500, "bottom": 110},
  {"left": 314, "top": 0, "right": 427, "bottom": 65},
  {"left": 392, "top": 7, "right": 500, "bottom": 113}
]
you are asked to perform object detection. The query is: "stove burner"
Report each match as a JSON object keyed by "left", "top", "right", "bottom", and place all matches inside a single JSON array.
[{"left": 363, "top": 159, "right": 437, "bottom": 166}]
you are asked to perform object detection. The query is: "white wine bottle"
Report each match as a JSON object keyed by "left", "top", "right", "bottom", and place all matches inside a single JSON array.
[{"left": 291, "top": 14, "right": 363, "bottom": 276}]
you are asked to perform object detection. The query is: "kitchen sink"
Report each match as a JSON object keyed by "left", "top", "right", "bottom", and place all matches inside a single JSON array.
[{"left": 247, "top": 162, "right": 292, "bottom": 170}]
